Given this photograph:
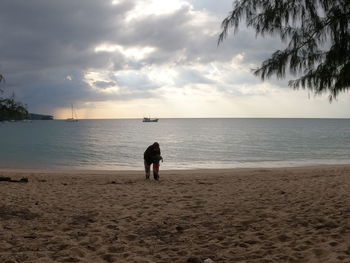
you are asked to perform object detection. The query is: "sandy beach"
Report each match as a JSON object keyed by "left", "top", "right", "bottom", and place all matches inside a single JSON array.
[{"left": 1, "top": 165, "right": 350, "bottom": 263}]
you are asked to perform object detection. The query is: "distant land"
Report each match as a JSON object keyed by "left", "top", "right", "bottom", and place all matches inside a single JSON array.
[{"left": 28, "top": 113, "right": 53, "bottom": 120}]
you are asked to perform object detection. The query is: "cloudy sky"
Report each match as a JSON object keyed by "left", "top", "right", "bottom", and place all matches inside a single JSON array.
[{"left": 0, "top": 0, "right": 348, "bottom": 119}]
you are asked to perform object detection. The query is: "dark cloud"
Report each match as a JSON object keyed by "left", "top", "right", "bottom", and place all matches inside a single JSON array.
[
  {"left": 0, "top": 0, "right": 136, "bottom": 112},
  {"left": 0, "top": 0, "right": 132, "bottom": 70},
  {"left": 0, "top": 0, "right": 284, "bottom": 115},
  {"left": 93, "top": 81, "right": 117, "bottom": 89}
]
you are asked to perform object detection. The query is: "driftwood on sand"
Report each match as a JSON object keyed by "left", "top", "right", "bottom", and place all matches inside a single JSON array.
[{"left": 0, "top": 176, "right": 28, "bottom": 183}]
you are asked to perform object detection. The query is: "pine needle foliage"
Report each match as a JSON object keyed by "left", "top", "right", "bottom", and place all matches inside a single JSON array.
[{"left": 218, "top": 0, "right": 350, "bottom": 100}]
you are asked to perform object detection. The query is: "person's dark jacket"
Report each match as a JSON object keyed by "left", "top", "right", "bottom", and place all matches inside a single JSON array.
[{"left": 144, "top": 143, "right": 161, "bottom": 165}]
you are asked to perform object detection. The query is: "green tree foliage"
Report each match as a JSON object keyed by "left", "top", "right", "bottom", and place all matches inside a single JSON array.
[
  {"left": 0, "top": 77, "right": 29, "bottom": 121},
  {"left": 218, "top": 0, "right": 350, "bottom": 100}
]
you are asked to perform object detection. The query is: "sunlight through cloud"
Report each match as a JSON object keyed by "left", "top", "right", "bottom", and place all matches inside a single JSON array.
[
  {"left": 94, "top": 44, "right": 156, "bottom": 60},
  {"left": 126, "top": 0, "right": 189, "bottom": 20}
]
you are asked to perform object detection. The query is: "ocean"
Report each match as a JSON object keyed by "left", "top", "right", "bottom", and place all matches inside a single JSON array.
[{"left": 0, "top": 118, "right": 349, "bottom": 170}]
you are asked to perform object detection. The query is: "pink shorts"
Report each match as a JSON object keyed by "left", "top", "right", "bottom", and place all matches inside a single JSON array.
[{"left": 153, "top": 162, "right": 160, "bottom": 173}]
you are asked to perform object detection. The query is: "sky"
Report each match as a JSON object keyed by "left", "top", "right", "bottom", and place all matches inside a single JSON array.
[{"left": 0, "top": 0, "right": 349, "bottom": 119}]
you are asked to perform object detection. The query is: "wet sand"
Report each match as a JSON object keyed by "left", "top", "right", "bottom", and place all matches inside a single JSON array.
[{"left": 1, "top": 165, "right": 350, "bottom": 262}]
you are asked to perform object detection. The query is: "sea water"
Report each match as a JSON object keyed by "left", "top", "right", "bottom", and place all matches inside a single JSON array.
[{"left": 0, "top": 118, "right": 349, "bottom": 170}]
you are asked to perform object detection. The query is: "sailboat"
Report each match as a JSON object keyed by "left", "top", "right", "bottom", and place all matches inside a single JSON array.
[
  {"left": 143, "top": 117, "right": 158, "bottom": 122},
  {"left": 66, "top": 104, "right": 78, "bottom": 122}
]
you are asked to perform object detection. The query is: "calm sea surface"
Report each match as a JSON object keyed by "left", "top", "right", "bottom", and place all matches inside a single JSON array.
[{"left": 0, "top": 118, "right": 349, "bottom": 170}]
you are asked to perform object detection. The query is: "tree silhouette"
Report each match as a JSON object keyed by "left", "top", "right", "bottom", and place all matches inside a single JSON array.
[
  {"left": 0, "top": 77, "right": 29, "bottom": 121},
  {"left": 219, "top": 0, "right": 350, "bottom": 100}
]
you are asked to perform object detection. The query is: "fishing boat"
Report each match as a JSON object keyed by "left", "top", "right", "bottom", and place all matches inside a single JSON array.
[
  {"left": 66, "top": 104, "right": 78, "bottom": 122},
  {"left": 143, "top": 117, "right": 158, "bottom": 122}
]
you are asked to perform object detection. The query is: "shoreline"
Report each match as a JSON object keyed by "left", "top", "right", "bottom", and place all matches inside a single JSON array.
[
  {"left": 1, "top": 159, "right": 350, "bottom": 173},
  {"left": 1, "top": 163, "right": 350, "bottom": 175},
  {"left": 1, "top": 165, "right": 350, "bottom": 262}
]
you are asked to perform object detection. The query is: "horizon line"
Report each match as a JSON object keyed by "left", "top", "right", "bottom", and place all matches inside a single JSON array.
[{"left": 52, "top": 117, "right": 350, "bottom": 120}]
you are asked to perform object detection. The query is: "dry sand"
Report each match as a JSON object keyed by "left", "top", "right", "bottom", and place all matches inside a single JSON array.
[{"left": 0, "top": 165, "right": 350, "bottom": 263}]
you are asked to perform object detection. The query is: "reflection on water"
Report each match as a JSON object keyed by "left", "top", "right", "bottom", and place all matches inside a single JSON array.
[{"left": 0, "top": 118, "right": 349, "bottom": 170}]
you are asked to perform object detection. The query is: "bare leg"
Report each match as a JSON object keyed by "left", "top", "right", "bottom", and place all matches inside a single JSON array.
[{"left": 144, "top": 160, "right": 150, "bottom": 179}]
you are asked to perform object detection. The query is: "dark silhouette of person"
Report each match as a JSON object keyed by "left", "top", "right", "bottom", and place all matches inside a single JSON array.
[{"left": 144, "top": 142, "right": 163, "bottom": 180}]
